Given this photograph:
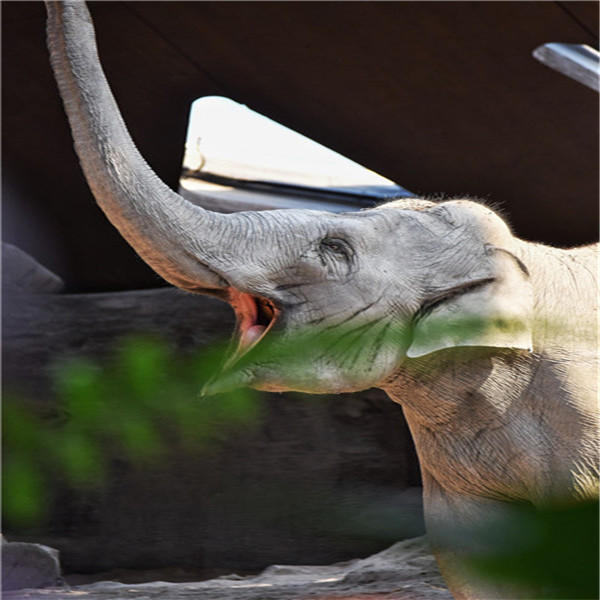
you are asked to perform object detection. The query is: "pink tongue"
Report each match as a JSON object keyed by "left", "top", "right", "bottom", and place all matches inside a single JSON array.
[{"left": 241, "top": 325, "right": 266, "bottom": 349}]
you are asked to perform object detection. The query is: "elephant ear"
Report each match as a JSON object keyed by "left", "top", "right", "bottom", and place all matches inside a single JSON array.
[{"left": 407, "top": 248, "right": 533, "bottom": 358}]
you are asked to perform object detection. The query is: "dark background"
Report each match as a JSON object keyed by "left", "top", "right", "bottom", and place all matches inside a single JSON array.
[{"left": 3, "top": 1, "right": 598, "bottom": 293}]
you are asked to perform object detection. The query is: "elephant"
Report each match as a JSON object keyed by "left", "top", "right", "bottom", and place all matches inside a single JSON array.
[{"left": 45, "top": 2, "right": 598, "bottom": 598}]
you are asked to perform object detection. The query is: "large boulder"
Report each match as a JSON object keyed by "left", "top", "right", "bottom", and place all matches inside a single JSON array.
[{"left": 1, "top": 540, "right": 63, "bottom": 591}]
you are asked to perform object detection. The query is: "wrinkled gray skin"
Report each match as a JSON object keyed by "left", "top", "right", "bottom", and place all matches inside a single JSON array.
[{"left": 46, "top": 2, "right": 598, "bottom": 598}]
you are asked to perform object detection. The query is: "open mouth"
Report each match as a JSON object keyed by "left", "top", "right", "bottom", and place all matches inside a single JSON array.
[{"left": 226, "top": 288, "right": 280, "bottom": 365}]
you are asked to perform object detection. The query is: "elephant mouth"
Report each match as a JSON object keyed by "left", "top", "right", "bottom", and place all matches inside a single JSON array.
[{"left": 226, "top": 288, "right": 280, "bottom": 365}]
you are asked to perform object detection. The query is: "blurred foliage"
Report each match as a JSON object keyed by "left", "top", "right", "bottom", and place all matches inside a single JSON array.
[
  {"left": 206, "top": 316, "right": 598, "bottom": 600},
  {"left": 440, "top": 499, "right": 599, "bottom": 600},
  {"left": 205, "top": 314, "right": 537, "bottom": 396},
  {"left": 3, "top": 316, "right": 598, "bottom": 599},
  {"left": 3, "top": 335, "right": 262, "bottom": 527}
]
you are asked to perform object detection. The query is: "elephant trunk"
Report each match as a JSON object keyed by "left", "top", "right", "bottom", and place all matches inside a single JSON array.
[{"left": 45, "top": 0, "right": 236, "bottom": 291}]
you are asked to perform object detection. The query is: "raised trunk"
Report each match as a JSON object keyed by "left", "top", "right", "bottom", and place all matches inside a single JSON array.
[{"left": 45, "top": 0, "right": 233, "bottom": 291}]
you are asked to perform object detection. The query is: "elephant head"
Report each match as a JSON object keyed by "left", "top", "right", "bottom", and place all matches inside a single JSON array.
[{"left": 46, "top": 0, "right": 533, "bottom": 396}]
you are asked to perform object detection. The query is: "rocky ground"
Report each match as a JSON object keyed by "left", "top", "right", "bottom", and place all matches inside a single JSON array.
[{"left": 3, "top": 537, "right": 452, "bottom": 600}]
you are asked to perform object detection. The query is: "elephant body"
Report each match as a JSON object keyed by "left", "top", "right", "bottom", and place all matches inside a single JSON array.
[
  {"left": 393, "top": 242, "right": 597, "bottom": 504},
  {"left": 391, "top": 242, "right": 598, "bottom": 598},
  {"left": 44, "top": 2, "right": 598, "bottom": 598}
]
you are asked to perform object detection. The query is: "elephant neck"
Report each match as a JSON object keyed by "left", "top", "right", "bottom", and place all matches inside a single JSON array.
[
  {"left": 384, "top": 337, "right": 597, "bottom": 502},
  {"left": 386, "top": 350, "right": 551, "bottom": 502},
  {"left": 384, "top": 347, "right": 534, "bottom": 427}
]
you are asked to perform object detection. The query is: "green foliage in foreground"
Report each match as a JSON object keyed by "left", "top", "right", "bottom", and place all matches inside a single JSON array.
[
  {"left": 451, "top": 499, "right": 600, "bottom": 600},
  {"left": 3, "top": 319, "right": 598, "bottom": 598},
  {"left": 3, "top": 336, "right": 261, "bottom": 527}
]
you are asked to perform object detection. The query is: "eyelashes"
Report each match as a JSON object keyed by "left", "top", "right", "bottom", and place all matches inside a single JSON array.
[
  {"left": 320, "top": 237, "right": 351, "bottom": 257},
  {"left": 318, "top": 237, "right": 355, "bottom": 277}
]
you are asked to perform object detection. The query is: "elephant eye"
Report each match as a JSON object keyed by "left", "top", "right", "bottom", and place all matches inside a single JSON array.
[
  {"left": 318, "top": 238, "right": 355, "bottom": 278},
  {"left": 319, "top": 237, "right": 351, "bottom": 258}
]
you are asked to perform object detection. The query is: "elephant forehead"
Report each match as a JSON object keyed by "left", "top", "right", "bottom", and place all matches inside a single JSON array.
[
  {"left": 351, "top": 205, "right": 436, "bottom": 232},
  {"left": 317, "top": 211, "right": 400, "bottom": 243}
]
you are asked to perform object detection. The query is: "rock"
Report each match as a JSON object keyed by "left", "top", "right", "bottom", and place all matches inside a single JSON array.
[
  {"left": 2, "top": 243, "right": 64, "bottom": 294},
  {"left": 1, "top": 541, "right": 63, "bottom": 591},
  {"left": 1, "top": 536, "right": 451, "bottom": 599}
]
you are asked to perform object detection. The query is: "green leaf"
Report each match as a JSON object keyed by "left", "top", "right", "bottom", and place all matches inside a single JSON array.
[
  {"left": 216, "top": 389, "right": 262, "bottom": 426},
  {"left": 53, "top": 431, "right": 106, "bottom": 487},
  {"left": 114, "top": 336, "right": 169, "bottom": 401},
  {"left": 2, "top": 401, "right": 45, "bottom": 451},
  {"left": 2, "top": 456, "right": 47, "bottom": 526},
  {"left": 456, "top": 499, "right": 599, "bottom": 599},
  {"left": 116, "top": 418, "right": 163, "bottom": 462}
]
